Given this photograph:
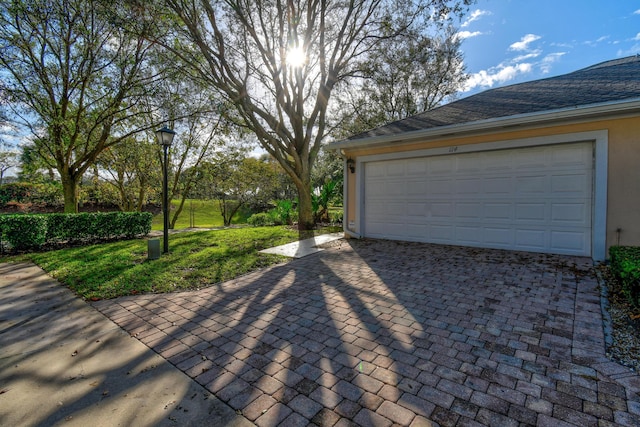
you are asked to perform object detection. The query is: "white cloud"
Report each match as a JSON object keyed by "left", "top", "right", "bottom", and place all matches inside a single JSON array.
[
  {"left": 512, "top": 51, "right": 542, "bottom": 62},
  {"left": 463, "top": 62, "right": 533, "bottom": 91},
  {"left": 540, "top": 52, "right": 566, "bottom": 74},
  {"left": 634, "top": 9, "right": 640, "bottom": 15},
  {"left": 462, "top": 9, "right": 491, "bottom": 28},
  {"left": 584, "top": 35, "right": 610, "bottom": 47},
  {"left": 551, "top": 41, "right": 574, "bottom": 49},
  {"left": 617, "top": 43, "right": 640, "bottom": 57},
  {"left": 634, "top": 33, "right": 640, "bottom": 41},
  {"left": 509, "top": 34, "right": 541, "bottom": 51},
  {"left": 456, "top": 30, "right": 483, "bottom": 40}
]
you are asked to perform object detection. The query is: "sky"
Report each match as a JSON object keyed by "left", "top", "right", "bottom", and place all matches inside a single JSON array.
[{"left": 456, "top": 0, "right": 640, "bottom": 95}]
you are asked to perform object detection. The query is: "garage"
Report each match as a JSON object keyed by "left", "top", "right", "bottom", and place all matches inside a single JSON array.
[{"left": 362, "top": 142, "right": 593, "bottom": 256}]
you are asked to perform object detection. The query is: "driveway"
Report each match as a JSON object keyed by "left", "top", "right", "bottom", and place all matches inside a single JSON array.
[{"left": 93, "top": 239, "right": 640, "bottom": 426}]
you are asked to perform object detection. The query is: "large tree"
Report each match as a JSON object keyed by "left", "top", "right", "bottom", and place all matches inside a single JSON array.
[
  {"left": 98, "top": 136, "right": 160, "bottom": 212},
  {"left": 191, "top": 153, "right": 280, "bottom": 226},
  {"left": 164, "top": 0, "right": 473, "bottom": 229},
  {"left": 0, "top": 145, "right": 18, "bottom": 185},
  {"left": 0, "top": 0, "right": 160, "bottom": 212},
  {"left": 336, "top": 26, "right": 468, "bottom": 136}
]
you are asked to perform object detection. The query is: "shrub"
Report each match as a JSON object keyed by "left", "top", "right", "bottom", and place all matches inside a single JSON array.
[
  {"left": 247, "top": 212, "right": 276, "bottom": 227},
  {"left": 0, "top": 215, "right": 49, "bottom": 250},
  {"left": 312, "top": 180, "right": 338, "bottom": 223},
  {"left": 0, "top": 212, "right": 152, "bottom": 251},
  {"left": 270, "top": 199, "right": 297, "bottom": 225},
  {"left": 609, "top": 246, "right": 640, "bottom": 309},
  {"left": 0, "top": 183, "right": 31, "bottom": 206},
  {"left": 81, "top": 181, "right": 124, "bottom": 206},
  {"left": 329, "top": 210, "right": 343, "bottom": 225},
  {"left": 0, "top": 182, "right": 63, "bottom": 206}
]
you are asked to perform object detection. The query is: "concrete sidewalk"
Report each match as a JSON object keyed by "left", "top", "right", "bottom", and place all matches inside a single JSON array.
[
  {"left": 0, "top": 262, "right": 251, "bottom": 427},
  {"left": 258, "top": 232, "right": 344, "bottom": 258}
]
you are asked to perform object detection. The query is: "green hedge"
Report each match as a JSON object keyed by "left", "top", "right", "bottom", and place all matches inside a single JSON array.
[
  {"left": 0, "top": 215, "right": 49, "bottom": 250},
  {"left": 0, "top": 212, "right": 152, "bottom": 251},
  {"left": 609, "top": 246, "right": 640, "bottom": 309}
]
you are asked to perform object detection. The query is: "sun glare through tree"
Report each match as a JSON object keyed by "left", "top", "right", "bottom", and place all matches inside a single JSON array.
[{"left": 286, "top": 45, "right": 306, "bottom": 68}]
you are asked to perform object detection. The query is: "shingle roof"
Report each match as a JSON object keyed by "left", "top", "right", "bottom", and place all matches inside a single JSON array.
[{"left": 348, "top": 56, "right": 640, "bottom": 141}]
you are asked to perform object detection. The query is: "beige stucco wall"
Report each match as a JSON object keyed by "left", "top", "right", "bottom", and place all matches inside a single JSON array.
[{"left": 341, "top": 115, "right": 640, "bottom": 256}]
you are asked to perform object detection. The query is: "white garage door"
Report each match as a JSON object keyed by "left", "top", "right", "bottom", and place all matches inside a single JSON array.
[{"left": 363, "top": 142, "right": 593, "bottom": 256}]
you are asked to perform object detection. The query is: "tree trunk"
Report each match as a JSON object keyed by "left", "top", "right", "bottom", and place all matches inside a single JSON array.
[
  {"left": 171, "top": 198, "right": 186, "bottom": 229},
  {"left": 296, "top": 180, "right": 314, "bottom": 230},
  {"left": 61, "top": 173, "right": 80, "bottom": 213},
  {"left": 224, "top": 200, "right": 243, "bottom": 226}
]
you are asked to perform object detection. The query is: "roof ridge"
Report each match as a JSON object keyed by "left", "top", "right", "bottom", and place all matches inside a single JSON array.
[{"left": 578, "top": 55, "right": 640, "bottom": 72}]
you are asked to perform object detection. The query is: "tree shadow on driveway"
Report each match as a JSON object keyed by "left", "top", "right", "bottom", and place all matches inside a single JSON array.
[{"left": 94, "top": 239, "right": 640, "bottom": 426}]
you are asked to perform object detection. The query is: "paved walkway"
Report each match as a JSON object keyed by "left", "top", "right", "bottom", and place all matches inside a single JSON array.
[
  {"left": 90, "top": 239, "right": 640, "bottom": 426},
  {"left": 0, "top": 263, "right": 251, "bottom": 427},
  {"left": 259, "top": 233, "right": 344, "bottom": 258}
]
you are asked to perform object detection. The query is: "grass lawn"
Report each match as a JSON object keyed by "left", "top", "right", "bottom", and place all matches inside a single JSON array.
[
  {"left": 151, "top": 199, "right": 251, "bottom": 230},
  {"left": 12, "top": 226, "right": 340, "bottom": 300}
]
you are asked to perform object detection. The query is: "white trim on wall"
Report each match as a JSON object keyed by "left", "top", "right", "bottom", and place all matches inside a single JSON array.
[{"left": 353, "top": 130, "right": 608, "bottom": 260}]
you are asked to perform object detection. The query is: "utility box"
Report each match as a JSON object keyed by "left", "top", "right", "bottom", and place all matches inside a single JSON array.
[{"left": 148, "top": 239, "right": 160, "bottom": 260}]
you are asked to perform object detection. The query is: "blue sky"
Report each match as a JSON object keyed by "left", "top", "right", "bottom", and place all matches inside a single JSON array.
[{"left": 457, "top": 0, "right": 640, "bottom": 94}]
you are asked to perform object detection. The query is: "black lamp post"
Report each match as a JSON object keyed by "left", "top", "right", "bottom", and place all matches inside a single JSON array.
[{"left": 155, "top": 126, "right": 176, "bottom": 254}]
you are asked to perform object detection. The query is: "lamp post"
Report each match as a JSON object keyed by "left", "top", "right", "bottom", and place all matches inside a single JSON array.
[{"left": 155, "top": 126, "right": 176, "bottom": 254}]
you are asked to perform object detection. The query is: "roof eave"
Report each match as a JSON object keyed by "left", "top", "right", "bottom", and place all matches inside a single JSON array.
[{"left": 329, "top": 97, "right": 640, "bottom": 151}]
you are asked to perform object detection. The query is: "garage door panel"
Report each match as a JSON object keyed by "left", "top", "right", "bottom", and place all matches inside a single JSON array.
[
  {"left": 367, "top": 162, "right": 387, "bottom": 178},
  {"left": 406, "top": 224, "right": 428, "bottom": 236},
  {"left": 551, "top": 173, "right": 590, "bottom": 194},
  {"left": 386, "top": 202, "right": 406, "bottom": 216},
  {"left": 431, "top": 202, "right": 454, "bottom": 218},
  {"left": 407, "top": 158, "right": 428, "bottom": 175},
  {"left": 485, "top": 203, "right": 512, "bottom": 220},
  {"left": 551, "top": 230, "right": 587, "bottom": 251},
  {"left": 407, "top": 180, "right": 428, "bottom": 195},
  {"left": 515, "top": 229, "right": 547, "bottom": 249},
  {"left": 457, "top": 202, "right": 483, "bottom": 219},
  {"left": 456, "top": 226, "right": 482, "bottom": 243},
  {"left": 516, "top": 175, "right": 548, "bottom": 193},
  {"left": 484, "top": 227, "right": 513, "bottom": 245},
  {"left": 430, "top": 157, "right": 454, "bottom": 175},
  {"left": 407, "top": 202, "right": 426, "bottom": 216},
  {"left": 387, "top": 162, "right": 405, "bottom": 176},
  {"left": 457, "top": 155, "right": 482, "bottom": 173},
  {"left": 368, "top": 221, "right": 405, "bottom": 237},
  {"left": 515, "top": 149, "right": 547, "bottom": 168},
  {"left": 456, "top": 178, "right": 483, "bottom": 194},
  {"left": 484, "top": 177, "right": 512, "bottom": 194},
  {"left": 384, "top": 181, "right": 405, "bottom": 196},
  {"left": 551, "top": 203, "right": 589, "bottom": 223},
  {"left": 428, "top": 179, "right": 453, "bottom": 194},
  {"left": 515, "top": 203, "right": 546, "bottom": 221},
  {"left": 552, "top": 144, "right": 592, "bottom": 166},
  {"left": 484, "top": 151, "right": 513, "bottom": 170},
  {"left": 430, "top": 224, "right": 454, "bottom": 240},
  {"left": 363, "top": 142, "right": 592, "bottom": 256}
]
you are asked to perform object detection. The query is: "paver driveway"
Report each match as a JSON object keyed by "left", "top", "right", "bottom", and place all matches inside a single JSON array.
[{"left": 93, "top": 239, "right": 640, "bottom": 426}]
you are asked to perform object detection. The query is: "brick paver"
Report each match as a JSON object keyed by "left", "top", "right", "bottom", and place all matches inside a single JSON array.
[{"left": 93, "top": 239, "right": 640, "bottom": 426}]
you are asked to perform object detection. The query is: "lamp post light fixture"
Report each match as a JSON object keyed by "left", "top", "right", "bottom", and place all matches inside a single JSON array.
[
  {"left": 155, "top": 126, "right": 176, "bottom": 254},
  {"left": 347, "top": 158, "right": 355, "bottom": 173}
]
